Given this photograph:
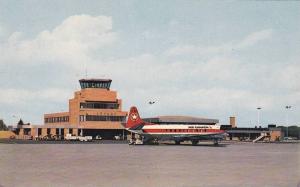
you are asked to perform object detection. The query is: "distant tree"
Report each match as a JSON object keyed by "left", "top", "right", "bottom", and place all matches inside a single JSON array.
[
  {"left": 17, "top": 119, "right": 24, "bottom": 126},
  {"left": 0, "top": 119, "right": 8, "bottom": 130},
  {"left": 278, "top": 126, "right": 300, "bottom": 139}
]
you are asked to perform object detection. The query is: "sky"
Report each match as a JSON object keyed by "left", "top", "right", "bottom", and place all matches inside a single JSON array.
[{"left": 0, "top": 0, "right": 299, "bottom": 127}]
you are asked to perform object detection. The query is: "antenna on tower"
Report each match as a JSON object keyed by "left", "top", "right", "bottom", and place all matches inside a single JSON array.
[{"left": 84, "top": 61, "right": 88, "bottom": 78}]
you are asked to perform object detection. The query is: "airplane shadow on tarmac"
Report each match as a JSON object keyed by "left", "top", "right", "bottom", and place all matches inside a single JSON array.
[{"left": 155, "top": 143, "right": 228, "bottom": 147}]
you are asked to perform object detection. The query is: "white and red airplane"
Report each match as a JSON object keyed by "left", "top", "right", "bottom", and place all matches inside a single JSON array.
[{"left": 125, "top": 106, "right": 226, "bottom": 145}]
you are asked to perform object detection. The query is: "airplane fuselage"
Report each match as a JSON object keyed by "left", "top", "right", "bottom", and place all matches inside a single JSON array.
[{"left": 128, "top": 124, "right": 225, "bottom": 143}]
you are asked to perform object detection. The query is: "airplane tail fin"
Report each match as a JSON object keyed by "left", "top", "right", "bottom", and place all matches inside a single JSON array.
[{"left": 126, "top": 106, "right": 144, "bottom": 129}]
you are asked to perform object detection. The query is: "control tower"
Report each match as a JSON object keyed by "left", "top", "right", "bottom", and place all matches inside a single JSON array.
[
  {"left": 79, "top": 79, "right": 112, "bottom": 90},
  {"left": 43, "top": 78, "right": 127, "bottom": 139}
]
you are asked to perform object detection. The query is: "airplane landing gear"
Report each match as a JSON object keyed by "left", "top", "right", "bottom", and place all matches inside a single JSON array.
[
  {"left": 153, "top": 138, "right": 159, "bottom": 145},
  {"left": 129, "top": 138, "right": 144, "bottom": 145},
  {"left": 129, "top": 134, "right": 144, "bottom": 145},
  {"left": 129, "top": 139, "right": 135, "bottom": 145},
  {"left": 213, "top": 139, "right": 219, "bottom": 146},
  {"left": 175, "top": 140, "right": 181, "bottom": 145},
  {"left": 191, "top": 140, "right": 199, "bottom": 146}
]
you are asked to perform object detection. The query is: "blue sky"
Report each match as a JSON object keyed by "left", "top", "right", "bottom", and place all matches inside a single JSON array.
[{"left": 0, "top": 0, "right": 299, "bottom": 126}]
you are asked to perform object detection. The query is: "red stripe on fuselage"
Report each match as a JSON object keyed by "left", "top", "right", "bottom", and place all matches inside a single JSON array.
[{"left": 142, "top": 129, "right": 224, "bottom": 134}]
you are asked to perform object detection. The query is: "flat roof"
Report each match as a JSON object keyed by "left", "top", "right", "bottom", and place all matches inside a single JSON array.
[
  {"left": 18, "top": 123, "right": 125, "bottom": 129},
  {"left": 143, "top": 116, "right": 219, "bottom": 124},
  {"left": 79, "top": 79, "right": 112, "bottom": 82}
]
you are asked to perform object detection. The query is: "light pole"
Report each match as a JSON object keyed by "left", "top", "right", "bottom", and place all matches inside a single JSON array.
[
  {"left": 285, "top": 105, "right": 292, "bottom": 137},
  {"left": 257, "top": 107, "right": 262, "bottom": 126},
  {"left": 12, "top": 115, "right": 18, "bottom": 127},
  {"left": 148, "top": 101, "right": 156, "bottom": 123}
]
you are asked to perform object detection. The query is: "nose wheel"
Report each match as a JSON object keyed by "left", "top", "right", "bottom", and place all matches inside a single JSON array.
[
  {"left": 191, "top": 140, "right": 199, "bottom": 146},
  {"left": 129, "top": 135, "right": 144, "bottom": 145},
  {"left": 175, "top": 140, "right": 181, "bottom": 145},
  {"left": 213, "top": 139, "right": 219, "bottom": 146}
]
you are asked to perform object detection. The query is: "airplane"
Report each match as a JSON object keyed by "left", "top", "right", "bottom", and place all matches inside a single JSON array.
[{"left": 125, "top": 106, "right": 226, "bottom": 145}]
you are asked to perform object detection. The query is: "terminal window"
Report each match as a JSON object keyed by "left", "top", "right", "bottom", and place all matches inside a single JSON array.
[
  {"left": 80, "top": 82, "right": 111, "bottom": 89},
  {"left": 45, "top": 116, "right": 69, "bottom": 123},
  {"left": 80, "top": 102, "right": 119, "bottom": 109},
  {"left": 85, "top": 115, "right": 126, "bottom": 122}
]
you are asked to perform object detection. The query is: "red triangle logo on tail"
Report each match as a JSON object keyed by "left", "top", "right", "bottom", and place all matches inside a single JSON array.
[{"left": 126, "top": 106, "right": 144, "bottom": 129}]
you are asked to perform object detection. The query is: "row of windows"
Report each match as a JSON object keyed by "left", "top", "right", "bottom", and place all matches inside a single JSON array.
[
  {"left": 80, "top": 82, "right": 111, "bottom": 89},
  {"left": 80, "top": 115, "right": 126, "bottom": 122},
  {"left": 36, "top": 128, "right": 73, "bottom": 135},
  {"left": 142, "top": 129, "right": 215, "bottom": 133},
  {"left": 45, "top": 116, "right": 69, "bottom": 123},
  {"left": 164, "top": 129, "right": 207, "bottom": 132},
  {"left": 80, "top": 102, "right": 119, "bottom": 109}
]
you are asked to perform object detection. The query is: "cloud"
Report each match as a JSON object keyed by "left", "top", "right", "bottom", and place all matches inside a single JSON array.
[
  {"left": 165, "top": 29, "right": 273, "bottom": 57},
  {"left": 85, "top": 52, "right": 294, "bottom": 117},
  {"left": 0, "top": 14, "right": 298, "bottom": 126},
  {"left": 0, "top": 15, "right": 117, "bottom": 123},
  {"left": 276, "top": 63, "right": 300, "bottom": 92},
  {"left": 1, "top": 15, "right": 116, "bottom": 68},
  {"left": 0, "top": 23, "right": 9, "bottom": 40},
  {"left": 49, "top": 15, "right": 116, "bottom": 49},
  {"left": 0, "top": 88, "right": 72, "bottom": 105},
  {"left": 238, "top": 29, "right": 273, "bottom": 48},
  {"left": 0, "top": 14, "right": 117, "bottom": 97}
]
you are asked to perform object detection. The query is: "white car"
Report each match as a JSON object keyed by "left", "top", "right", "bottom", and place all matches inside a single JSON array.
[
  {"left": 79, "top": 136, "right": 93, "bottom": 142},
  {"left": 95, "top": 135, "right": 102, "bottom": 140},
  {"left": 114, "top": 135, "right": 121, "bottom": 140},
  {"left": 65, "top": 134, "right": 78, "bottom": 141}
]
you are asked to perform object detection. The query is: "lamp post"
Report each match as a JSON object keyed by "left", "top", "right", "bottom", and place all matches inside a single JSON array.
[
  {"left": 12, "top": 115, "right": 18, "bottom": 127},
  {"left": 257, "top": 107, "right": 262, "bottom": 126},
  {"left": 285, "top": 105, "right": 292, "bottom": 138},
  {"left": 148, "top": 101, "right": 156, "bottom": 123}
]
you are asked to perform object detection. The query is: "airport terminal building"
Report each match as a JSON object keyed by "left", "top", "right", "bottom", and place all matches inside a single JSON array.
[
  {"left": 13, "top": 78, "right": 283, "bottom": 142},
  {"left": 17, "top": 79, "right": 127, "bottom": 139}
]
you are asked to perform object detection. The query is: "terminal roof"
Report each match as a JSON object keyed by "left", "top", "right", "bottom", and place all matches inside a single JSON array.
[{"left": 79, "top": 78, "right": 112, "bottom": 82}]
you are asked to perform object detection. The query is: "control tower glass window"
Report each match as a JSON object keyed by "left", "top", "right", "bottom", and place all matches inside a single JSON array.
[{"left": 79, "top": 79, "right": 112, "bottom": 90}]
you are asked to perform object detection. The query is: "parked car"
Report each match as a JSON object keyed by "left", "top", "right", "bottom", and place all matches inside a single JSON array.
[
  {"left": 65, "top": 133, "right": 78, "bottom": 141},
  {"left": 79, "top": 136, "right": 93, "bottom": 142},
  {"left": 283, "top": 137, "right": 297, "bottom": 141},
  {"left": 95, "top": 135, "right": 102, "bottom": 140},
  {"left": 42, "top": 134, "right": 55, "bottom": 141},
  {"left": 52, "top": 134, "right": 64, "bottom": 140}
]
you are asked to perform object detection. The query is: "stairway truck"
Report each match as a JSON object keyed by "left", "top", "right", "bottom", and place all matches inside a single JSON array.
[{"left": 253, "top": 133, "right": 267, "bottom": 143}]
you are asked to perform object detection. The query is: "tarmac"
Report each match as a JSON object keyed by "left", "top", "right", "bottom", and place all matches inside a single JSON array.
[
  {"left": 0, "top": 140, "right": 299, "bottom": 187},
  {"left": 0, "top": 138, "right": 299, "bottom": 144}
]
